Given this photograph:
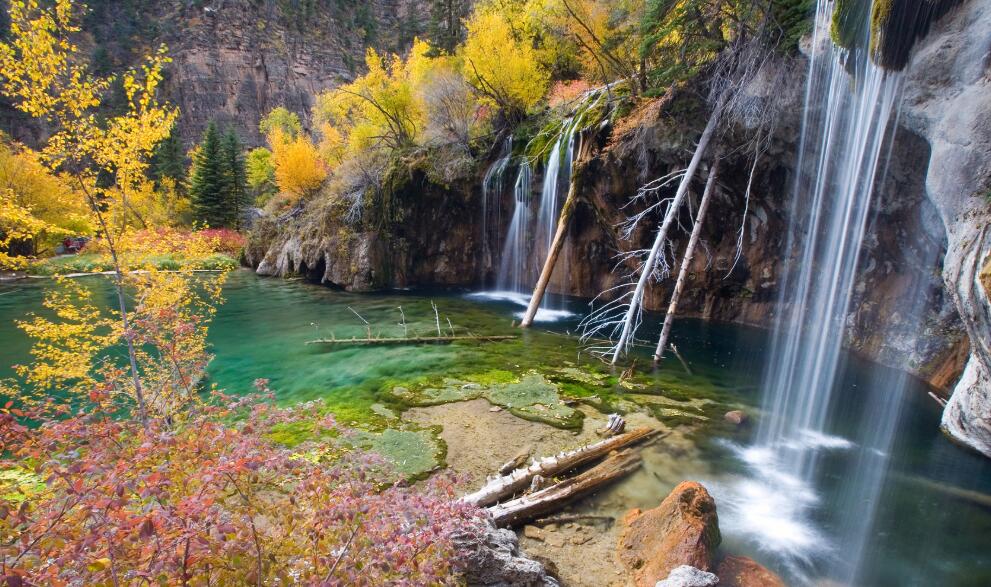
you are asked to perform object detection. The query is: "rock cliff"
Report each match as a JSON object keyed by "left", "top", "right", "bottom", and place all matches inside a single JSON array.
[
  {"left": 899, "top": 0, "right": 991, "bottom": 456},
  {"left": 0, "top": 0, "right": 426, "bottom": 146}
]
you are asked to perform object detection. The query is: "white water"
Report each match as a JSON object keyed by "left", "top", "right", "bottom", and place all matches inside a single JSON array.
[
  {"left": 495, "top": 162, "right": 533, "bottom": 292},
  {"left": 494, "top": 123, "right": 579, "bottom": 295},
  {"left": 481, "top": 136, "right": 513, "bottom": 270},
  {"left": 719, "top": 1, "right": 928, "bottom": 583}
]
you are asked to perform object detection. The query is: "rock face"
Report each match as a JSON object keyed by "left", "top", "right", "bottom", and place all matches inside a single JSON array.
[
  {"left": 454, "top": 523, "right": 560, "bottom": 587},
  {"left": 899, "top": 0, "right": 991, "bottom": 456},
  {"left": 617, "top": 481, "right": 721, "bottom": 587},
  {"left": 656, "top": 565, "right": 720, "bottom": 587},
  {"left": 0, "top": 0, "right": 427, "bottom": 147},
  {"left": 716, "top": 556, "right": 786, "bottom": 587}
]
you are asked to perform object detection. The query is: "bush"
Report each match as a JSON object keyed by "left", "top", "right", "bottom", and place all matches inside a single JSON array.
[{"left": 0, "top": 390, "right": 486, "bottom": 585}]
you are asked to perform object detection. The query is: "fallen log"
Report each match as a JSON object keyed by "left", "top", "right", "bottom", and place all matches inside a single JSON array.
[
  {"left": 305, "top": 334, "right": 519, "bottom": 346},
  {"left": 461, "top": 427, "right": 659, "bottom": 507},
  {"left": 488, "top": 449, "right": 642, "bottom": 527}
]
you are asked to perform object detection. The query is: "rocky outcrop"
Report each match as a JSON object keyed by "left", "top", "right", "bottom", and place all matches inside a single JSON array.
[
  {"left": 454, "top": 523, "right": 560, "bottom": 587},
  {"left": 656, "top": 565, "right": 719, "bottom": 587},
  {"left": 899, "top": 0, "right": 991, "bottom": 456},
  {"left": 248, "top": 168, "right": 482, "bottom": 289},
  {"left": 716, "top": 556, "right": 786, "bottom": 587},
  {"left": 617, "top": 481, "right": 721, "bottom": 587}
]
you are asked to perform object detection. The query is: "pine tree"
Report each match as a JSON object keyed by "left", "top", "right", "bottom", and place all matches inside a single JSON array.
[
  {"left": 189, "top": 122, "right": 227, "bottom": 227},
  {"left": 221, "top": 128, "right": 249, "bottom": 229},
  {"left": 152, "top": 123, "right": 187, "bottom": 193}
]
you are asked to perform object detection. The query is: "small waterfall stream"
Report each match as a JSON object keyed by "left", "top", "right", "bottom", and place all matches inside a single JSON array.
[
  {"left": 718, "top": 1, "right": 936, "bottom": 583},
  {"left": 495, "top": 161, "right": 533, "bottom": 293}
]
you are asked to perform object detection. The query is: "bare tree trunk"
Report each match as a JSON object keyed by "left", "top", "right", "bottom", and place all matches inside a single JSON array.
[
  {"left": 520, "top": 180, "right": 579, "bottom": 328},
  {"left": 487, "top": 449, "right": 642, "bottom": 527},
  {"left": 653, "top": 159, "right": 720, "bottom": 364},
  {"left": 610, "top": 99, "right": 724, "bottom": 365},
  {"left": 461, "top": 427, "right": 658, "bottom": 507}
]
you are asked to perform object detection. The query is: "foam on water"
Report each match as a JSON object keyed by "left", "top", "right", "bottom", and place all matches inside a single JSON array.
[{"left": 467, "top": 290, "right": 575, "bottom": 322}]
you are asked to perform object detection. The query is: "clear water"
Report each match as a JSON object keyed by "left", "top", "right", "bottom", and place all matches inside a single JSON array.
[{"left": 1, "top": 271, "right": 989, "bottom": 585}]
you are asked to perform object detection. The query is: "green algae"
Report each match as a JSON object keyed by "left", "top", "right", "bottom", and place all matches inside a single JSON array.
[
  {"left": 392, "top": 370, "right": 584, "bottom": 429},
  {"left": 349, "top": 427, "right": 445, "bottom": 479}
]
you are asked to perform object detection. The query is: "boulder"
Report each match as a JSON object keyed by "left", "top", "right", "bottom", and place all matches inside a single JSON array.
[
  {"left": 716, "top": 556, "right": 786, "bottom": 587},
  {"left": 655, "top": 565, "right": 720, "bottom": 587},
  {"left": 617, "top": 481, "right": 721, "bottom": 587},
  {"left": 723, "top": 410, "right": 748, "bottom": 426},
  {"left": 453, "top": 522, "right": 560, "bottom": 586}
]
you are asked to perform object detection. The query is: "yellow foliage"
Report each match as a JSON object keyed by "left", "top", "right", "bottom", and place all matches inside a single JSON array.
[
  {"left": 314, "top": 39, "right": 431, "bottom": 156},
  {"left": 271, "top": 134, "right": 327, "bottom": 199},
  {"left": 0, "top": 141, "right": 90, "bottom": 268},
  {"left": 0, "top": 0, "right": 178, "bottom": 229},
  {"left": 16, "top": 278, "right": 116, "bottom": 392},
  {"left": 537, "top": 0, "right": 644, "bottom": 85},
  {"left": 461, "top": 2, "right": 550, "bottom": 117}
]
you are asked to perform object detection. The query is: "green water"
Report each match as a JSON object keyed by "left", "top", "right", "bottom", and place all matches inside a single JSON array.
[{"left": 1, "top": 270, "right": 989, "bottom": 585}]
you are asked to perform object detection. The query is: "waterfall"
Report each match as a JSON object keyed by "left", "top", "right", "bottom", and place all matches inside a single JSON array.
[
  {"left": 495, "top": 162, "right": 532, "bottom": 292},
  {"left": 481, "top": 136, "right": 513, "bottom": 274},
  {"left": 717, "top": 1, "right": 933, "bottom": 583}
]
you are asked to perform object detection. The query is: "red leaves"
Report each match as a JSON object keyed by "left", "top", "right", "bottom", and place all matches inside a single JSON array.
[{"left": 0, "top": 396, "right": 485, "bottom": 585}]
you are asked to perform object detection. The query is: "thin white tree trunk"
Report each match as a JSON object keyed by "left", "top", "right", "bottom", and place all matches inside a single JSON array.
[
  {"left": 610, "top": 102, "right": 723, "bottom": 365},
  {"left": 520, "top": 180, "right": 579, "bottom": 328},
  {"left": 653, "top": 158, "right": 720, "bottom": 363}
]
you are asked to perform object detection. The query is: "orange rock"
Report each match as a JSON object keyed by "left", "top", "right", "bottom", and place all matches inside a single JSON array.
[
  {"left": 617, "top": 481, "right": 721, "bottom": 587},
  {"left": 717, "top": 555, "right": 787, "bottom": 587}
]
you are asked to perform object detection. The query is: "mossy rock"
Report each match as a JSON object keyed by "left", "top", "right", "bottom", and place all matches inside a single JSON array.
[
  {"left": 392, "top": 370, "right": 583, "bottom": 429},
  {"left": 350, "top": 427, "right": 445, "bottom": 480}
]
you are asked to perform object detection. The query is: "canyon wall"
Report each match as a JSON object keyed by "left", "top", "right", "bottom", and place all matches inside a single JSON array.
[{"left": 0, "top": 0, "right": 426, "bottom": 146}]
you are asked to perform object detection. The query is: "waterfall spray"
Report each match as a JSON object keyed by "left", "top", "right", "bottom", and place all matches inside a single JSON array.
[{"left": 719, "top": 1, "right": 931, "bottom": 583}]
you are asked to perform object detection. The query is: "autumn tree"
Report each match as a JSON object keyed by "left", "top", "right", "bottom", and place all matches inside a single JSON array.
[
  {"left": 0, "top": 0, "right": 178, "bottom": 423},
  {"left": 460, "top": 1, "right": 550, "bottom": 121},
  {"left": 259, "top": 105, "right": 303, "bottom": 141},
  {"left": 271, "top": 133, "right": 327, "bottom": 199},
  {"left": 315, "top": 40, "right": 430, "bottom": 155},
  {"left": 0, "top": 140, "right": 91, "bottom": 266}
]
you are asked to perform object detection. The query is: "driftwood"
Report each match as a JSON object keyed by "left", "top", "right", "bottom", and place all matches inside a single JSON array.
[
  {"left": 461, "top": 427, "right": 658, "bottom": 507},
  {"left": 305, "top": 334, "right": 519, "bottom": 346},
  {"left": 488, "top": 449, "right": 643, "bottom": 527},
  {"left": 499, "top": 444, "right": 534, "bottom": 476}
]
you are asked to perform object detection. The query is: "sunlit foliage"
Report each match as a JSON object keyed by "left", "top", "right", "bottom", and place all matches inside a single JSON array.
[
  {"left": 538, "top": 0, "right": 646, "bottom": 90},
  {"left": 271, "top": 132, "right": 327, "bottom": 200},
  {"left": 460, "top": 2, "right": 550, "bottom": 120},
  {"left": 0, "top": 141, "right": 91, "bottom": 268}
]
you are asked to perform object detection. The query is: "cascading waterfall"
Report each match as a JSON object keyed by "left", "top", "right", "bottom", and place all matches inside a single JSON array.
[
  {"left": 481, "top": 136, "right": 513, "bottom": 271},
  {"left": 495, "top": 162, "right": 532, "bottom": 292},
  {"left": 717, "top": 1, "right": 931, "bottom": 583},
  {"left": 482, "top": 88, "right": 605, "bottom": 317}
]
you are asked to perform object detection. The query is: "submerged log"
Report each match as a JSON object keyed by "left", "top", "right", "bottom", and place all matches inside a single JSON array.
[
  {"left": 305, "top": 334, "right": 519, "bottom": 346},
  {"left": 488, "top": 449, "right": 642, "bottom": 527},
  {"left": 462, "top": 427, "right": 659, "bottom": 507}
]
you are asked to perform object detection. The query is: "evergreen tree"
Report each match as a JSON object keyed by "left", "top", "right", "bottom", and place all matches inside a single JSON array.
[
  {"left": 152, "top": 123, "right": 187, "bottom": 193},
  {"left": 189, "top": 122, "right": 227, "bottom": 227},
  {"left": 221, "top": 128, "right": 249, "bottom": 229}
]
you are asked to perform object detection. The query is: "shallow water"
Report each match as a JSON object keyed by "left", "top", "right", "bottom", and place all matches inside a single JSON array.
[{"left": 1, "top": 270, "right": 988, "bottom": 585}]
